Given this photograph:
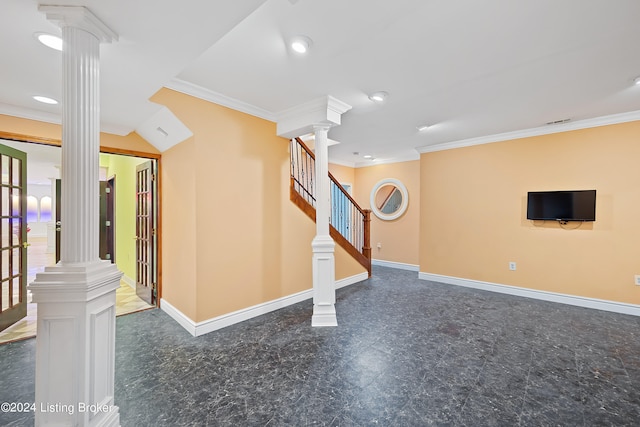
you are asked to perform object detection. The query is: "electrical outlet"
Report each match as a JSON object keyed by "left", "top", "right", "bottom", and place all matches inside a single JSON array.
[
  {"left": 509, "top": 262, "right": 517, "bottom": 271},
  {"left": 635, "top": 275, "right": 640, "bottom": 286}
]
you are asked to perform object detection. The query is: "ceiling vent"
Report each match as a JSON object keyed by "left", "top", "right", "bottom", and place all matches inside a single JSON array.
[
  {"left": 546, "top": 118, "right": 571, "bottom": 125},
  {"left": 135, "top": 106, "right": 193, "bottom": 152}
]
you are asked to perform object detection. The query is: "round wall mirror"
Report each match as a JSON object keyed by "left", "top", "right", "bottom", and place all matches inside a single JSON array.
[{"left": 370, "top": 178, "right": 409, "bottom": 220}]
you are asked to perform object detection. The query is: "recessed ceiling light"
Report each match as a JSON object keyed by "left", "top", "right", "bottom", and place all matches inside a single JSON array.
[
  {"left": 33, "top": 95, "right": 58, "bottom": 105},
  {"left": 417, "top": 125, "right": 430, "bottom": 132},
  {"left": 35, "top": 32, "right": 62, "bottom": 51},
  {"left": 363, "top": 155, "right": 372, "bottom": 159},
  {"left": 368, "top": 91, "right": 388, "bottom": 103},
  {"left": 634, "top": 76, "right": 640, "bottom": 86},
  {"left": 290, "top": 35, "right": 312, "bottom": 54}
]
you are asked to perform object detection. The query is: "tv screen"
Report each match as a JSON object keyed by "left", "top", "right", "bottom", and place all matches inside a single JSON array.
[{"left": 527, "top": 190, "right": 596, "bottom": 221}]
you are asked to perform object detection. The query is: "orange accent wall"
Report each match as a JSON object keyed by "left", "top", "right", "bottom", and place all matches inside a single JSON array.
[
  {"left": 151, "top": 88, "right": 365, "bottom": 323},
  {"left": 354, "top": 160, "right": 420, "bottom": 266},
  {"left": 420, "top": 120, "right": 640, "bottom": 305}
]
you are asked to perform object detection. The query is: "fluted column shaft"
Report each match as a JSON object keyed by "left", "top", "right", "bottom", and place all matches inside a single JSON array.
[
  {"left": 314, "top": 125, "right": 331, "bottom": 237},
  {"left": 61, "top": 25, "right": 100, "bottom": 264}
]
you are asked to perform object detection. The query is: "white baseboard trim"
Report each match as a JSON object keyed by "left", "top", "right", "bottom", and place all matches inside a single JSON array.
[
  {"left": 160, "top": 298, "right": 197, "bottom": 336},
  {"left": 419, "top": 272, "right": 640, "bottom": 317},
  {"left": 161, "top": 272, "right": 367, "bottom": 337},
  {"left": 122, "top": 275, "right": 135, "bottom": 289},
  {"left": 335, "top": 272, "right": 369, "bottom": 289},
  {"left": 372, "top": 259, "right": 419, "bottom": 272}
]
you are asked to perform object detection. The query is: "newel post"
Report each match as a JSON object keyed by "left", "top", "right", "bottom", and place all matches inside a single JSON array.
[{"left": 363, "top": 209, "right": 372, "bottom": 277}]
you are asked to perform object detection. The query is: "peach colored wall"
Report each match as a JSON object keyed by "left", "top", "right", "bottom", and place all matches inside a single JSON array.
[
  {"left": 329, "top": 163, "right": 356, "bottom": 192},
  {"left": 420, "top": 121, "right": 640, "bottom": 305},
  {"left": 151, "top": 88, "right": 365, "bottom": 322},
  {"left": 0, "top": 114, "right": 160, "bottom": 154},
  {"left": 354, "top": 160, "right": 420, "bottom": 266},
  {"left": 160, "top": 138, "right": 198, "bottom": 320}
]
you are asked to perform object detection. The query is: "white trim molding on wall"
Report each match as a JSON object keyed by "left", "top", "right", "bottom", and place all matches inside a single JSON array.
[
  {"left": 419, "top": 272, "right": 640, "bottom": 317},
  {"left": 161, "top": 272, "right": 368, "bottom": 337},
  {"left": 372, "top": 259, "right": 419, "bottom": 272}
]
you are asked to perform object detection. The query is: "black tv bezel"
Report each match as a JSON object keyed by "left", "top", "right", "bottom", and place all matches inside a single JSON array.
[{"left": 526, "top": 189, "right": 596, "bottom": 222}]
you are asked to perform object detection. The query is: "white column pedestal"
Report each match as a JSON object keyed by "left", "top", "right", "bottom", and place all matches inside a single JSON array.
[
  {"left": 311, "top": 236, "right": 337, "bottom": 327},
  {"left": 30, "top": 261, "right": 122, "bottom": 426}
]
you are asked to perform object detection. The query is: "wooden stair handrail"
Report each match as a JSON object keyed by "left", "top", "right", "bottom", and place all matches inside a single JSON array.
[
  {"left": 291, "top": 137, "right": 372, "bottom": 277},
  {"left": 295, "top": 137, "right": 368, "bottom": 217}
]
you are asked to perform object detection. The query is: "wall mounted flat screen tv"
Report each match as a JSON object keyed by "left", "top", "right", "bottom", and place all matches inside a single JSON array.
[{"left": 527, "top": 190, "right": 596, "bottom": 221}]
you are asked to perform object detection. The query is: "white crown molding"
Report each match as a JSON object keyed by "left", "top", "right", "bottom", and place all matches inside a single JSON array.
[
  {"left": 166, "top": 78, "right": 276, "bottom": 122},
  {"left": 161, "top": 272, "right": 367, "bottom": 337},
  {"left": 417, "top": 110, "right": 640, "bottom": 154},
  {"left": 329, "top": 158, "right": 356, "bottom": 168},
  {"left": 329, "top": 154, "right": 421, "bottom": 169},
  {"left": 276, "top": 96, "right": 352, "bottom": 138},
  {"left": 0, "top": 102, "right": 60, "bottom": 126},
  {"left": 326, "top": 96, "right": 353, "bottom": 119},
  {"left": 100, "top": 122, "right": 133, "bottom": 136},
  {"left": 419, "top": 272, "right": 640, "bottom": 317},
  {"left": 275, "top": 96, "right": 337, "bottom": 123},
  {"left": 0, "top": 103, "right": 132, "bottom": 136},
  {"left": 354, "top": 152, "right": 420, "bottom": 168}
]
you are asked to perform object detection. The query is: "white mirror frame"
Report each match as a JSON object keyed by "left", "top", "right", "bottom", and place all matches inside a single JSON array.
[{"left": 370, "top": 178, "right": 409, "bottom": 221}]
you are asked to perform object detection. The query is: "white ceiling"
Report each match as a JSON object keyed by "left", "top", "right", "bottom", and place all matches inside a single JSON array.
[{"left": 2, "top": 0, "right": 640, "bottom": 167}]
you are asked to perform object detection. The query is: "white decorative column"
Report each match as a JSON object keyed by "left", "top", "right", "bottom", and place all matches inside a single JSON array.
[
  {"left": 310, "top": 124, "right": 337, "bottom": 326},
  {"left": 276, "top": 96, "right": 352, "bottom": 327},
  {"left": 28, "top": 5, "right": 122, "bottom": 427}
]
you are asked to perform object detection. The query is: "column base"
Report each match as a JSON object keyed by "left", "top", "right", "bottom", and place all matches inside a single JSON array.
[
  {"left": 28, "top": 260, "right": 122, "bottom": 427},
  {"left": 312, "top": 303, "right": 338, "bottom": 327}
]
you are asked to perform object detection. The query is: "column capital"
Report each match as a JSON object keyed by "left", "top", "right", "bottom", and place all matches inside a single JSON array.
[
  {"left": 276, "top": 95, "right": 352, "bottom": 138},
  {"left": 38, "top": 5, "right": 118, "bottom": 43},
  {"left": 312, "top": 123, "right": 332, "bottom": 134}
]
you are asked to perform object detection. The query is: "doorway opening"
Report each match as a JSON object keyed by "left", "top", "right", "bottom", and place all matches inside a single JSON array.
[{"left": 0, "top": 138, "right": 160, "bottom": 344}]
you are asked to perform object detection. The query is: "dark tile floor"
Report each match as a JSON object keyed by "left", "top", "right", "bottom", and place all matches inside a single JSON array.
[{"left": 2, "top": 266, "right": 640, "bottom": 426}]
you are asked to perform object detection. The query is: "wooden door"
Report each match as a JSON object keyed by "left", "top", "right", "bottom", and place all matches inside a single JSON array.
[
  {"left": 0, "top": 144, "right": 27, "bottom": 332},
  {"left": 135, "top": 161, "right": 155, "bottom": 305}
]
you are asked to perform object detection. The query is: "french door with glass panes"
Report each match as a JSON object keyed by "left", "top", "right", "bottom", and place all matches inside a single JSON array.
[
  {"left": 135, "top": 160, "right": 156, "bottom": 305},
  {"left": 0, "top": 143, "right": 27, "bottom": 332}
]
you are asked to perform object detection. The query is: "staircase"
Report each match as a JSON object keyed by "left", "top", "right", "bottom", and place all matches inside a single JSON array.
[{"left": 290, "top": 137, "right": 372, "bottom": 276}]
